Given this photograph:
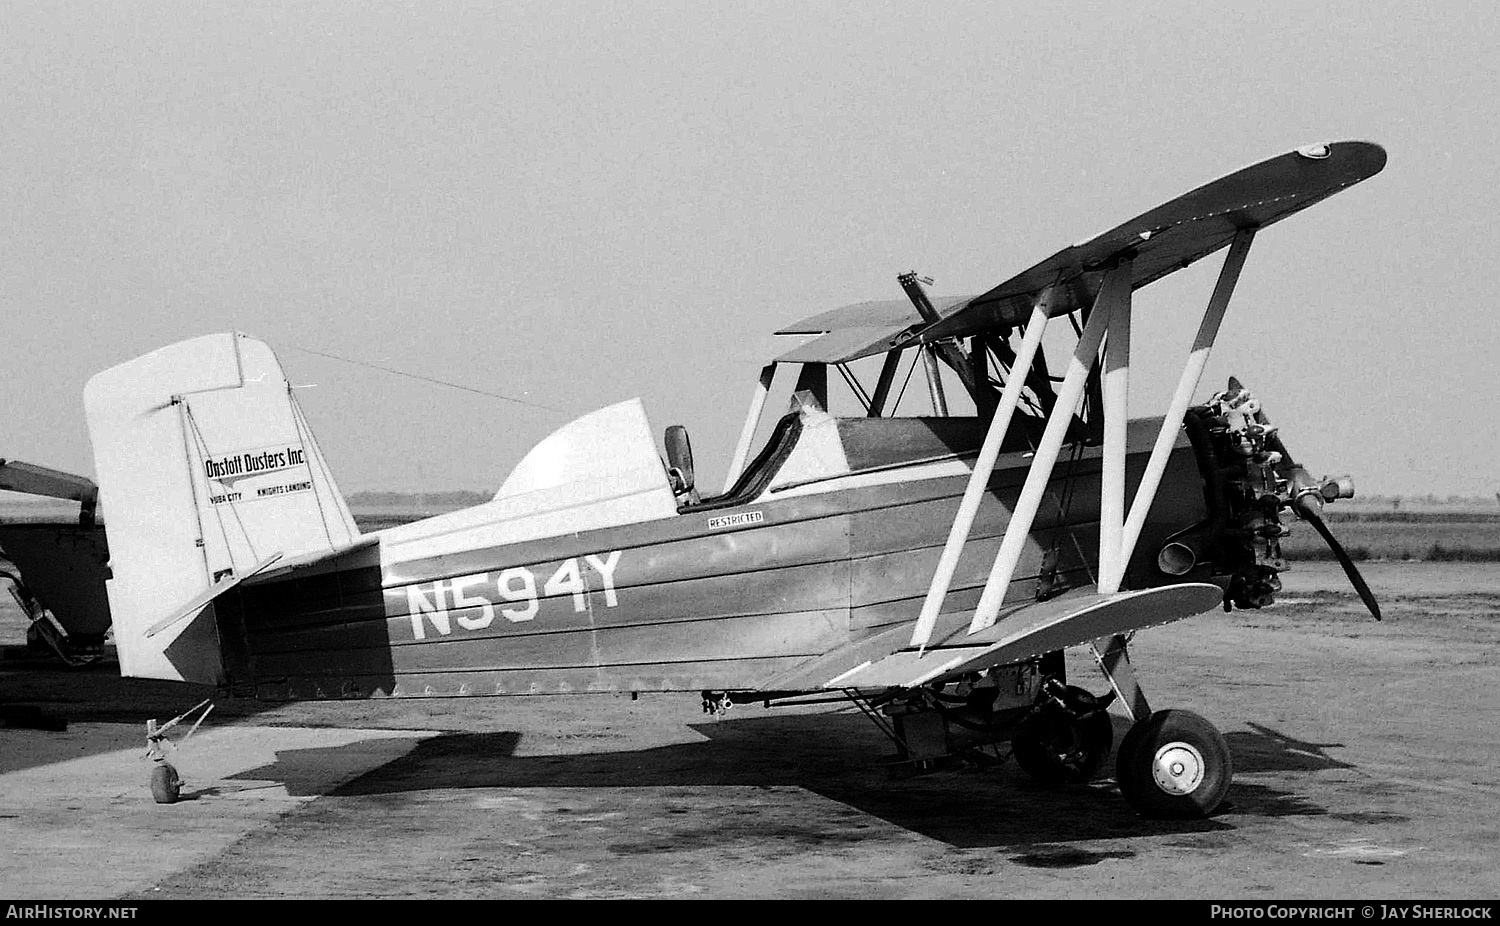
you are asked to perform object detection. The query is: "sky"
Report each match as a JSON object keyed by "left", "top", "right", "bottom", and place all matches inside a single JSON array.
[{"left": 2, "top": 1, "right": 1497, "bottom": 499}]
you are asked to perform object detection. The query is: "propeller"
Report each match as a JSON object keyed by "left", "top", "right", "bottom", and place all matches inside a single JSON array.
[
  {"left": 1219, "top": 377, "right": 1381, "bottom": 621},
  {"left": 1294, "top": 498, "right": 1382, "bottom": 620}
]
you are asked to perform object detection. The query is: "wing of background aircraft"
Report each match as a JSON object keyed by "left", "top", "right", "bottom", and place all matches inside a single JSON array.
[{"left": 0, "top": 458, "right": 98, "bottom": 515}]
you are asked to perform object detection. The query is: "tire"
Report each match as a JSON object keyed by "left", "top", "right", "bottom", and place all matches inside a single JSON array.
[
  {"left": 1116, "top": 709, "right": 1232, "bottom": 819},
  {"left": 1012, "top": 687, "right": 1114, "bottom": 785},
  {"left": 150, "top": 763, "right": 182, "bottom": 804}
]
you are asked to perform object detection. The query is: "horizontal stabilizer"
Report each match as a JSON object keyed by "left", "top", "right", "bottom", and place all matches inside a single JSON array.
[
  {"left": 773, "top": 583, "right": 1223, "bottom": 691},
  {"left": 144, "top": 552, "right": 283, "bottom": 639}
]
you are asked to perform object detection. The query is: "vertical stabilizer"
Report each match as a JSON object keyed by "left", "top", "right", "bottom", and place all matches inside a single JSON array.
[{"left": 84, "top": 332, "right": 359, "bottom": 682}]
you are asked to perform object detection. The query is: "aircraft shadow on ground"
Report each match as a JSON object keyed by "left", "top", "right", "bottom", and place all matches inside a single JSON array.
[
  {"left": 0, "top": 658, "right": 284, "bottom": 775},
  {"left": 224, "top": 712, "right": 1339, "bottom": 850},
  {"left": 1226, "top": 722, "right": 1354, "bottom": 774}
]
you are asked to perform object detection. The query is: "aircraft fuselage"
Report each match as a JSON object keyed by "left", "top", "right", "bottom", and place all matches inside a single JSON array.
[{"left": 214, "top": 426, "right": 1208, "bottom": 701}]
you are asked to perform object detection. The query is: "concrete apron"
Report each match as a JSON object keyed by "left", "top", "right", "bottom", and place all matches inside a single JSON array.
[{"left": 0, "top": 723, "right": 435, "bottom": 898}]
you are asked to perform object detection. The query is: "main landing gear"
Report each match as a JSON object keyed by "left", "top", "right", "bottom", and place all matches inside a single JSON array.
[
  {"left": 862, "top": 637, "right": 1233, "bottom": 818},
  {"left": 1011, "top": 680, "right": 1115, "bottom": 785},
  {"left": 724, "top": 636, "right": 1236, "bottom": 819},
  {"left": 1115, "top": 709, "right": 1233, "bottom": 819},
  {"left": 1012, "top": 690, "right": 1231, "bottom": 819},
  {"left": 0, "top": 562, "right": 105, "bottom": 668},
  {"left": 1091, "top": 633, "right": 1233, "bottom": 819}
]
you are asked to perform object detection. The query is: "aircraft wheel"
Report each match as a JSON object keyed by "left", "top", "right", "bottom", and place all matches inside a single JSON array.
[
  {"left": 1011, "top": 688, "right": 1113, "bottom": 785},
  {"left": 1116, "top": 709, "right": 1231, "bottom": 819},
  {"left": 150, "top": 763, "right": 182, "bottom": 804}
]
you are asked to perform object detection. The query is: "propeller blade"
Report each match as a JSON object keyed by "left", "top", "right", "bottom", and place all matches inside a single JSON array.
[{"left": 1297, "top": 502, "right": 1382, "bottom": 621}]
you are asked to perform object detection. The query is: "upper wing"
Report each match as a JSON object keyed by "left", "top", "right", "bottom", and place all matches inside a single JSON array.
[
  {"left": 772, "top": 295, "right": 976, "bottom": 364},
  {"left": 771, "top": 141, "right": 1386, "bottom": 362},
  {"left": 774, "top": 325, "right": 923, "bottom": 364},
  {"left": 919, "top": 141, "right": 1386, "bottom": 339},
  {"left": 773, "top": 296, "right": 968, "bottom": 336},
  {"left": 762, "top": 583, "right": 1224, "bottom": 691}
]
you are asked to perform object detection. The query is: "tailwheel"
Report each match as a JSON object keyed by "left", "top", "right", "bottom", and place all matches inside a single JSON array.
[
  {"left": 1116, "top": 709, "right": 1232, "bottom": 819},
  {"left": 1012, "top": 684, "right": 1114, "bottom": 785},
  {"left": 143, "top": 699, "right": 211, "bottom": 805},
  {"left": 150, "top": 762, "right": 182, "bottom": 804}
]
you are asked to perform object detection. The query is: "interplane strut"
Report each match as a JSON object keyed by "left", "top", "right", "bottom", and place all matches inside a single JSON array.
[{"left": 909, "top": 230, "right": 1258, "bottom": 650}]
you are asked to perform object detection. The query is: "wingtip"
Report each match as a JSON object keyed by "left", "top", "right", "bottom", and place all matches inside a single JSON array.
[
  {"left": 1293, "top": 140, "right": 1387, "bottom": 183},
  {"left": 1333, "top": 140, "right": 1388, "bottom": 177}
]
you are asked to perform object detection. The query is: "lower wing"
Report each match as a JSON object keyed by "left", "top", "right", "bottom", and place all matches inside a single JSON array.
[{"left": 763, "top": 583, "right": 1223, "bottom": 691}]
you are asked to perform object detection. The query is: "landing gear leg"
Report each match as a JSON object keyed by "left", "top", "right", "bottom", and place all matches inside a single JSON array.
[
  {"left": 1, "top": 565, "right": 102, "bottom": 667},
  {"left": 1090, "top": 634, "right": 1150, "bottom": 721},
  {"left": 1092, "top": 634, "right": 1233, "bottom": 819}
]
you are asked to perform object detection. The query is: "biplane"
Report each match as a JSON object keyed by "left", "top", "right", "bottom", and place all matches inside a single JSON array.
[{"left": 84, "top": 141, "right": 1386, "bottom": 816}]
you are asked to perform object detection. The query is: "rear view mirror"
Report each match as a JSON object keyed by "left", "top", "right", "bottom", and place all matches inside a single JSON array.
[{"left": 665, "top": 425, "right": 698, "bottom": 503}]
